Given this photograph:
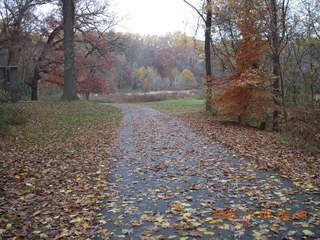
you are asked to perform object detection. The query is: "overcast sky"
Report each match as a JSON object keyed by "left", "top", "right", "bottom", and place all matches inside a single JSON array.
[{"left": 112, "top": 0, "right": 201, "bottom": 37}]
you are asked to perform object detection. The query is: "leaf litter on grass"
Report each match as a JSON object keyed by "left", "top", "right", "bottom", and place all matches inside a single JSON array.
[{"left": 0, "top": 101, "right": 122, "bottom": 239}]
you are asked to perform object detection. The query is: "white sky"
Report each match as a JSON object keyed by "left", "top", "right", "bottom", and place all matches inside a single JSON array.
[{"left": 111, "top": 0, "right": 201, "bottom": 37}]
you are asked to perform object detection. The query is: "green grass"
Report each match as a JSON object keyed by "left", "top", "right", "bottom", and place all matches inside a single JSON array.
[
  {"left": 145, "top": 99, "right": 205, "bottom": 114},
  {"left": 7, "top": 101, "right": 122, "bottom": 150},
  {"left": 146, "top": 99, "right": 205, "bottom": 105}
]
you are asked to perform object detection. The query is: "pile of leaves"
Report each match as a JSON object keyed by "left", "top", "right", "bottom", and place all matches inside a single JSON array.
[
  {"left": 0, "top": 101, "right": 122, "bottom": 239},
  {"left": 176, "top": 112, "right": 320, "bottom": 192}
]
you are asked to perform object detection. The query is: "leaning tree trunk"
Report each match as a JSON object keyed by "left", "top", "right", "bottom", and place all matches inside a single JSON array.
[
  {"left": 62, "top": 0, "right": 78, "bottom": 101},
  {"left": 205, "top": 0, "right": 213, "bottom": 112}
]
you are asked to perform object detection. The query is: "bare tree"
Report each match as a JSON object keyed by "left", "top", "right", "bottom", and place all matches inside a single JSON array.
[
  {"left": 263, "top": 0, "right": 291, "bottom": 130},
  {"left": 183, "top": 0, "right": 213, "bottom": 111}
]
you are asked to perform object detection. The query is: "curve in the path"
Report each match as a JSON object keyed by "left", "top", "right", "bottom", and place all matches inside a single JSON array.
[{"left": 101, "top": 104, "right": 320, "bottom": 240}]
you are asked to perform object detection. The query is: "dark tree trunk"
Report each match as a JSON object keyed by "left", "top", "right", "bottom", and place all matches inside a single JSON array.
[
  {"left": 31, "top": 82, "right": 38, "bottom": 101},
  {"left": 62, "top": 0, "right": 78, "bottom": 101},
  {"left": 205, "top": 0, "right": 213, "bottom": 112},
  {"left": 85, "top": 92, "right": 90, "bottom": 100},
  {"left": 31, "top": 67, "right": 39, "bottom": 101},
  {"left": 270, "top": 0, "right": 281, "bottom": 131},
  {"left": 6, "top": 44, "right": 19, "bottom": 102},
  {"left": 272, "top": 54, "right": 281, "bottom": 131}
]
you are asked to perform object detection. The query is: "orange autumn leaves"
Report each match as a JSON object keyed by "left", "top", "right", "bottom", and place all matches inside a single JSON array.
[{"left": 210, "top": 1, "right": 274, "bottom": 123}]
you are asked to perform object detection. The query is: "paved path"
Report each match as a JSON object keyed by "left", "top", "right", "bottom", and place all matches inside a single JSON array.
[{"left": 101, "top": 104, "right": 319, "bottom": 240}]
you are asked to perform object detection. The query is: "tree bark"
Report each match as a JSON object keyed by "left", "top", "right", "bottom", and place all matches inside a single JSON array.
[
  {"left": 31, "top": 66, "right": 39, "bottom": 101},
  {"left": 85, "top": 92, "right": 90, "bottom": 100},
  {"left": 270, "top": 0, "right": 281, "bottom": 131},
  {"left": 182, "top": 0, "right": 213, "bottom": 111},
  {"left": 62, "top": 0, "right": 78, "bottom": 101},
  {"left": 272, "top": 54, "right": 281, "bottom": 131},
  {"left": 205, "top": 0, "right": 213, "bottom": 111}
]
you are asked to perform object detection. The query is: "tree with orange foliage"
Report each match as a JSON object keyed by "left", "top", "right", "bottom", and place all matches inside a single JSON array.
[{"left": 212, "top": 0, "right": 274, "bottom": 127}]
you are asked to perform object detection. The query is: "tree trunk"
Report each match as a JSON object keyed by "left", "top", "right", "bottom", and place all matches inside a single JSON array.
[
  {"left": 30, "top": 65, "right": 40, "bottom": 101},
  {"left": 205, "top": 0, "right": 213, "bottom": 112},
  {"left": 270, "top": 0, "right": 281, "bottom": 131},
  {"left": 85, "top": 92, "right": 90, "bottom": 100},
  {"left": 62, "top": 0, "right": 78, "bottom": 101},
  {"left": 31, "top": 83, "right": 38, "bottom": 101},
  {"left": 272, "top": 54, "right": 281, "bottom": 131}
]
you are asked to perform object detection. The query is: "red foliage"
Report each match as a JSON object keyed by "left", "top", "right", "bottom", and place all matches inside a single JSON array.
[{"left": 40, "top": 31, "right": 115, "bottom": 98}]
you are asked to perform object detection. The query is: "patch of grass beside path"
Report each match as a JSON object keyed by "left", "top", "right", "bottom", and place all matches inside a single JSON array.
[
  {"left": 145, "top": 99, "right": 205, "bottom": 114},
  {"left": 0, "top": 101, "right": 122, "bottom": 239}
]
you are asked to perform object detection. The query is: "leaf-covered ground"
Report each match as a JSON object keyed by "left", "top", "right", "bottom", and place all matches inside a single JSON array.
[
  {"left": 146, "top": 100, "right": 320, "bottom": 191},
  {"left": 102, "top": 104, "right": 320, "bottom": 239},
  {"left": 177, "top": 112, "right": 320, "bottom": 191},
  {"left": 0, "top": 101, "right": 122, "bottom": 239}
]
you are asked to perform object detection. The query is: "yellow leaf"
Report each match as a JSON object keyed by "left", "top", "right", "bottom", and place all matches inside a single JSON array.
[
  {"left": 179, "top": 237, "right": 189, "bottom": 240},
  {"left": 161, "top": 222, "right": 170, "bottom": 228},
  {"left": 171, "top": 202, "right": 183, "bottom": 212},
  {"left": 70, "top": 217, "right": 84, "bottom": 223},
  {"left": 252, "top": 230, "right": 262, "bottom": 239},
  {"left": 190, "top": 221, "right": 201, "bottom": 227},
  {"left": 82, "top": 223, "right": 89, "bottom": 229},
  {"left": 198, "top": 228, "right": 207, "bottom": 231},
  {"left": 303, "top": 230, "right": 314, "bottom": 236},
  {"left": 40, "top": 233, "right": 48, "bottom": 238},
  {"left": 131, "top": 220, "right": 141, "bottom": 226},
  {"left": 204, "top": 232, "right": 215, "bottom": 235}
]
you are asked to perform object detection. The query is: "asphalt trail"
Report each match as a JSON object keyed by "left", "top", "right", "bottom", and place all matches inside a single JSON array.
[{"left": 101, "top": 104, "right": 320, "bottom": 240}]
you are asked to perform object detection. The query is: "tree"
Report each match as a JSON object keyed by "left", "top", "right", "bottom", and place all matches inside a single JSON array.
[
  {"left": 212, "top": 0, "right": 274, "bottom": 126},
  {"left": 263, "top": 0, "right": 291, "bottom": 130},
  {"left": 62, "top": 0, "right": 78, "bottom": 100},
  {"left": 40, "top": 31, "right": 114, "bottom": 98},
  {"left": 0, "top": 0, "right": 51, "bottom": 101},
  {"left": 179, "top": 69, "right": 198, "bottom": 89},
  {"left": 183, "top": 0, "right": 213, "bottom": 111}
]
